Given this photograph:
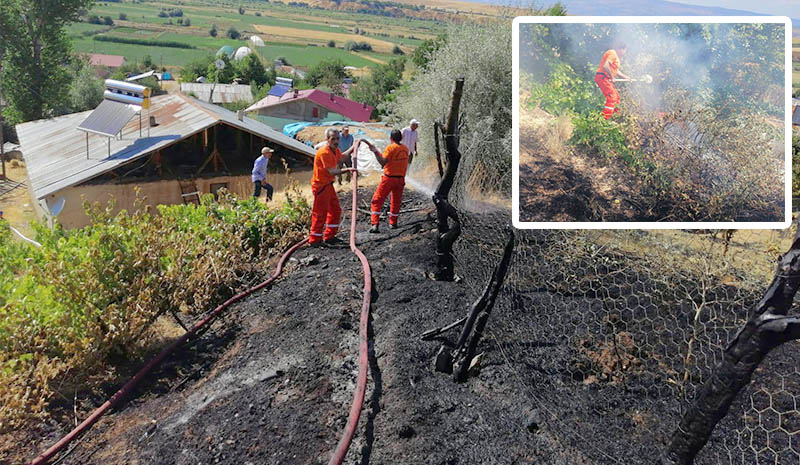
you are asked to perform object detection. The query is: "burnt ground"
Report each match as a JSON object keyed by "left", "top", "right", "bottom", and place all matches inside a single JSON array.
[
  {"left": 14, "top": 188, "right": 800, "bottom": 465},
  {"left": 517, "top": 110, "right": 647, "bottom": 223}
]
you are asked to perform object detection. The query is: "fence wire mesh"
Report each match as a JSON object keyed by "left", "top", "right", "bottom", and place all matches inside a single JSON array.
[{"left": 422, "top": 155, "right": 799, "bottom": 463}]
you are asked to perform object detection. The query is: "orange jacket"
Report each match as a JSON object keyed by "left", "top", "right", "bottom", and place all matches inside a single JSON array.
[
  {"left": 597, "top": 49, "right": 620, "bottom": 78},
  {"left": 312, "top": 144, "right": 341, "bottom": 190},
  {"left": 382, "top": 142, "right": 410, "bottom": 177}
]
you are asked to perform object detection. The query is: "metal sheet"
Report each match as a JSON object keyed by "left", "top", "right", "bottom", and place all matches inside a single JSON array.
[
  {"left": 18, "top": 94, "right": 315, "bottom": 200},
  {"left": 77, "top": 100, "right": 140, "bottom": 137}
]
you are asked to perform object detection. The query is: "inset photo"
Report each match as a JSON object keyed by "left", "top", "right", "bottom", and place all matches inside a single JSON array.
[{"left": 512, "top": 17, "right": 792, "bottom": 229}]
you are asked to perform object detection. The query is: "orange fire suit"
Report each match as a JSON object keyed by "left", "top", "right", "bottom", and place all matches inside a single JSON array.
[
  {"left": 370, "top": 142, "right": 410, "bottom": 227},
  {"left": 596, "top": 49, "right": 621, "bottom": 119},
  {"left": 309, "top": 144, "right": 344, "bottom": 244}
]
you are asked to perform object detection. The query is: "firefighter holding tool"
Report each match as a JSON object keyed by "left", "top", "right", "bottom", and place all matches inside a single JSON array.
[
  {"left": 595, "top": 42, "right": 630, "bottom": 120},
  {"left": 363, "top": 129, "right": 410, "bottom": 234},
  {"left": 308, "top": 128, "right": 359, "bottom": 247}
]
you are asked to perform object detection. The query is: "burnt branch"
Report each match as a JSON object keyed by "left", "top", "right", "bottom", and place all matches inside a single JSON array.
[{"left": 661, "top": 229, "right": 800, "bottom": 465}]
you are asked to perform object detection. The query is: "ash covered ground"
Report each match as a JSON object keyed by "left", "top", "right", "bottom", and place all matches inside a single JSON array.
[{"left": 20, "top": 188, "right": 799, "bottom": 465}]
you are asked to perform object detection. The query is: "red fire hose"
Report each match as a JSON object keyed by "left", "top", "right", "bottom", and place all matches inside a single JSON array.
[
  {"left": 327, "top": 140, "right": 372, "bottom": 465},
  {"left": 28, "top": 237, "right": 308, "bottom": 465}
]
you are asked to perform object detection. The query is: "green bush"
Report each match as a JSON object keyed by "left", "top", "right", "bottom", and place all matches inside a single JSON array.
[{"left": 0, "top": 191, "right": 309, "bottom": 429}]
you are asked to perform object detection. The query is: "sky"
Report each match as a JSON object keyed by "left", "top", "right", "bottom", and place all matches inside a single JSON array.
[{"left": 673, "top": 0, "right": 798, "bottom": 17}]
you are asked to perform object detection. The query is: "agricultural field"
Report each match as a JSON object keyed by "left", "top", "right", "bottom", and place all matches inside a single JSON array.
[{"left": 68, "top": 0, "right": 443, "bottom": 71}]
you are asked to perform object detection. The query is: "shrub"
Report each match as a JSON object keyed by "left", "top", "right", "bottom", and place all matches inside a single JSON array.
[
  {"left": 391, "top": 44, "right": 404, "bottom": 55},
  {"left": 103, "top": 16, "right": 114, "bottom": 25},
  {"left": 118, "top": 12, "right": 127, "bottom": 20},
  {"left": 87, "top": 15, "right": 102, "bottom": 24},
  {"left": 227, "top": 26, "right": 240, "bottom": 40},
  {"left": 209, "top": 24, "right": 217, "bottom": 37},
  {"left": 238, "top": 5, "right": 245, "bottom": 14},
  {"left": 0, "top": 191, "right": 310, "bottom": 428},
  {"left": 327, "top": 40, "right": 336, "bottom": 48}
]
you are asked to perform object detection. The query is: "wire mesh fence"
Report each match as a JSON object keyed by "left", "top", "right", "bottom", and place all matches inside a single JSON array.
[{"left": 437, "top": 166, "right": 798, "bottom": 463}]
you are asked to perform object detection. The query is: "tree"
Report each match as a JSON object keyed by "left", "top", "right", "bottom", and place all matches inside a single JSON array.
[
  {"left": 179, "top": 55, "right": 215, "bottom": 82},
  {"left": 183, "top": 17, "right": 190, "bottom": 26},
  {"left": 327, "top": 40, "right": 336, "bottom": 48},
  {"left": 209, "top": 24, "right": 217, "bottom": 37},
  {"left": 67, "top": 57, "right": 104, "bottom": 113},
  {"left": 118, "top": 12, "right": 127, "bottom": 20},
  {"left": 88, "top": 15, "right": 102, "bottom": 24},
  {"left": 411, "top": 34, "right": 446, "bottom": 69},
  {"left": 227, "top": 26, "right": 240, "bottom": 40},
  {"left": 0, "top": 0, "right": 94, "bottom": 123},
  {"left": 350, "top": 58, "right": 404, "bottom": 117},
  {"left": 391, "top": 45, "right": 404, "bottom": 55},
  {"left": 238, "top": 5, "right": 245, "bottom": 14},
  {"left": 235, "top": 54, "right": 273, "bottom": 87},
  {"left": 305, "top": 58, "right": 347, "bottom": 91}
]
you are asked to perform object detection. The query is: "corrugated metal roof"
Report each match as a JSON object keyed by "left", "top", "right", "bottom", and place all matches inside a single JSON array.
[
  {"left": 87, "top": 53, "right": 126, "bottom": 68},
  {"left": 77, "top": 100, "right": 141, "bottom": 137},
  {"left": 16, "top": 94, "right": 315, "bottom": 200},
  {"left": 246, "top": 89, "right": 373, "bottom": 122},
  {"left": 793, "top": 106, "right": 800, "bottom": 126},
  {"left": 180, "top": 83, "right": 253, "bottom": 104}
]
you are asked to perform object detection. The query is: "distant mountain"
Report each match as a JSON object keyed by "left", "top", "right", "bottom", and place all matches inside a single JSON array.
[{"left": 461, "top": 0, "right": 799, "bottom": 29}]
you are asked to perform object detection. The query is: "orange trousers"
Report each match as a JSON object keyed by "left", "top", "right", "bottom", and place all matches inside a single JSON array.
[
  {"left": 370, "top": 176, "right": 405, "bottom": 226},
  {"left": 595, "top": 73, "right": 620, "bottom": 120},
  {"left": 309, "top": 183, "right": 341, "bottom": 243}
]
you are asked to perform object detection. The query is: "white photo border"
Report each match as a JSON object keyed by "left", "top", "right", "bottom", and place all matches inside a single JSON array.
[{"left": 511, "top": 16, "right": 793, "bottom": 230}]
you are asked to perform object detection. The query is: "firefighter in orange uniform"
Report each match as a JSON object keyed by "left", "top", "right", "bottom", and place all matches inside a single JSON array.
[
  {"left": 309, "top": 128, "right": 359, "bottom": 247},
  {"left": 363, "top": 129, "right": 411, "bottom": 233},
  {"left": 595, "top": 43, "right": 631, "bottom": 120}
]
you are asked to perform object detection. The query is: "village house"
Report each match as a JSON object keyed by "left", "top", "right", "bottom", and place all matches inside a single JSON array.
[
  {"left": 16, "top": 93, "right": 314, "bottom": 229},
  {"left": 246, "top": 85, "right": 373, "bottom": 129}
]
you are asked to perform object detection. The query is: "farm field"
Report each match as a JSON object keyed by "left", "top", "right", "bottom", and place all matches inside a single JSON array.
[{"left": 69, "top": 0, "right": 443, "bottom": 72}]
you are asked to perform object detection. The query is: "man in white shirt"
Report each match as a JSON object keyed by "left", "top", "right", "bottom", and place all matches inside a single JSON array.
[
  {"left": 252, "top": 146, "right": 274, "bottom": 201},
  {"left": 400, "top": 119, "right": 418, "bottom": 165}
]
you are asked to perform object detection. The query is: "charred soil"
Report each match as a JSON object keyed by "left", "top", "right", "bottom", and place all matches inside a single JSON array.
[{"left": 14, "top": 189, "right": 795, "bottom": 465}]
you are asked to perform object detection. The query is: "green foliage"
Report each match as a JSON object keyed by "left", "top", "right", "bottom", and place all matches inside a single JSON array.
[
  {"left": 103, "top": 16, "right": 114, "bottom": 26},
  {"left": 344, "top": 40, "right": 372, "bottom": 52},
  {"left": 118, "top": 12, "right": 127, "bottom": 20},
  {"left": 305, "top": 58, "right": 347, "bottom": 92},
  {"left": 0, "top": 0, "right": 93, "bottom": 123},
  {"left": 209, "top": 24, "right": 217, "bottom": 37},
  {"left": 391, "top": 45, "right": 404, "bottom": 55},
  {"left": 527, "top": 62, "right": 597, "bottom": 116},
  {"left": 350, "top": 57, "right": 404, "bottom": 117},
  {"left": 66, "top": 56, "right": 105, "bottom": 113},
  {"left": 0, "top": 191, "right": 310, "bottom": 428},
  {"left": 410, "top": 34, "right": 445, "bottom": 69},
  {"left": 234, "top": 54, "right": 274, "bottom": 87},
  {"left": 93, "top": 35, "right": 196, "bottom": 49},
  {"left": 227, "top": 25, "right": 240, "bottom": 39},
  {"left": 327, "top": 40, "right": 335, "bottom": 48},
  {"left": 570, "top": 112, "right": 646, "bottom": 170}
]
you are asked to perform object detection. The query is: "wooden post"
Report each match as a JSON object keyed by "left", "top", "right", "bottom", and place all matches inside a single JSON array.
[{"left": 661, "top": 229, "right": 800, "bottom": 465}]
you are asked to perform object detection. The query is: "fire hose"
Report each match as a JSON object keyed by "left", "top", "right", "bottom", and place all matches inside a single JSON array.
[
  {"left": 327, "top": 139, "right": 373, "bottom": 465},
  {"left": 30, "top": 141, "right": 375, "bottom": 465},
  {"left": 28, "top": 238, "right": 309, "bottom": 465}
]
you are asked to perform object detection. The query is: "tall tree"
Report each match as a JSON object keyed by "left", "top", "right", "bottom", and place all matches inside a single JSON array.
[{"left": 0, "top": 0, "right": 93, "bottom": 124}]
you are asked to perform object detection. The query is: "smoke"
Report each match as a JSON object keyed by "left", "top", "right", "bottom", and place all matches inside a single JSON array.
[{"left": 521, "top": 22, "right": 785, "bottom": 116}]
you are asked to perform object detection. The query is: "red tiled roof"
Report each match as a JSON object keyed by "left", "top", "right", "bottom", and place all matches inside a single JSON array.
[
  {"left": 246, "top": 88, "right": 373, "bottom": 122},
  {"left": 87, "top": 53, "right": 126, "bottom": 68}
]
